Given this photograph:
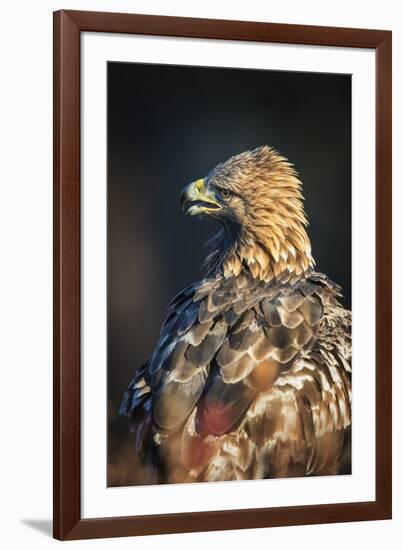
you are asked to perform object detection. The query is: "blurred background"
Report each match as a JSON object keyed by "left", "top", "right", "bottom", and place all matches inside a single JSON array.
[{"left": 107, "top": 62, "right": 351, "bottom": 486}]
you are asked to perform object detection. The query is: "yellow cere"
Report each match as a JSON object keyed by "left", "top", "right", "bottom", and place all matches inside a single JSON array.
[{"left": 195, "top": 179, "right": 205, "bottom": 193}]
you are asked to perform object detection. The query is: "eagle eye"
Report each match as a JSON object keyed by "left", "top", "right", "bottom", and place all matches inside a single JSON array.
[{"left": 220, "top": 188, "right": 231, "bottom": 200}]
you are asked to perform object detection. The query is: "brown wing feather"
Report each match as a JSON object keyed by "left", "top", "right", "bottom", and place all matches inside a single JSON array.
[{"left": 120, "top": 271, "right": 351, "bottom": 481}]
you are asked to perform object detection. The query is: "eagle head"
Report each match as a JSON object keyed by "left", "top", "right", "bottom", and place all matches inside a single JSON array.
[{"left": 181, "top": 146, "right": 314, "bottom": 281}]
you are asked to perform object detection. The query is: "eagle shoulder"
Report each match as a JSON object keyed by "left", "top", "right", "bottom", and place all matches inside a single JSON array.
[{"left": 120, "top": 271, "right": 350, "bottom": 475}]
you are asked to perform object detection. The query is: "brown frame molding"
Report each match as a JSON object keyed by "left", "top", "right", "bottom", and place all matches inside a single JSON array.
[{"left": 53, "top": 10, "right": 392, "bottom": 540}]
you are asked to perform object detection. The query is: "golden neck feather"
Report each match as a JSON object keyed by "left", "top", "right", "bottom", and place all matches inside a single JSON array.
[{"left": 204, "top": 157, "right": 315, "bottom": 282}]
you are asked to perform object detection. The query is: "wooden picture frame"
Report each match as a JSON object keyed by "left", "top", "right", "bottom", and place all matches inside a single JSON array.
[{"left": 53, "top": 10, "right": 392, "bottom": 540}]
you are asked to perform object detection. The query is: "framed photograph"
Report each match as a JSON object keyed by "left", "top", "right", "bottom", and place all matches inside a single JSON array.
[{"left": 53, "top": 10, "right": 392, "bottom": 540}]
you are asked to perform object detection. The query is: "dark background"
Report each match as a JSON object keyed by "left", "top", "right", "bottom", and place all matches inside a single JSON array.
[{"left": 107, "top": 62, "right": 351, "bottom": 486}]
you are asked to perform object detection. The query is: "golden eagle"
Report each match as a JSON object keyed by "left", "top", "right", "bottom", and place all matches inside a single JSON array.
[{"left": 120, "top": 146, "right": 351, "bottom": 483}]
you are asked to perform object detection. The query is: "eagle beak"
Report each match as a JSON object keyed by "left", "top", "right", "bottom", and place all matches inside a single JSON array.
[{"left": 180, "top": 179, "right": 222, "bottom": 216}]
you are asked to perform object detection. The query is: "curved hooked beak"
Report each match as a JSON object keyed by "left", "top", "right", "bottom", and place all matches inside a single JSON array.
[{"left": 180, "top": 179, "right": 222, "bottom": 216}]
